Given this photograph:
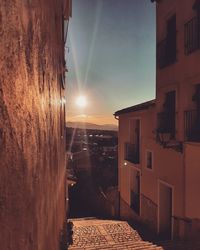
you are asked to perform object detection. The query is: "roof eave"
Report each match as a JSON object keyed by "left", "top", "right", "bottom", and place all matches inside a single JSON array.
[{"left": 114, "top": 100, "right": 155, "bottom": 116}]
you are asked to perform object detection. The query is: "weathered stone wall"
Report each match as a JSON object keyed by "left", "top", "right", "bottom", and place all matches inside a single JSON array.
[{"left": 0, "top": 0, "right": 67, "bottom": 249}]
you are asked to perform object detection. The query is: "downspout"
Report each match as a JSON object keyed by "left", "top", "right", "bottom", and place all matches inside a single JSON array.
[
  {"left": 183, "top": 143, "right": 186, "bottom": 224},
  {"left": 114, "top": 114, "right": 120, "bottom": 218}
]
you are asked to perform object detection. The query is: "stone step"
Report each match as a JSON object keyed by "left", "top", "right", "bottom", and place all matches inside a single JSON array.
[
  {"left": 69, "top": 242, "right": 163, "bottom": 250},
  {"left": 155, "top": 240, "right": 200, "bottom": 250},
  {"left": 68, "top": 218, "right": 164, "bottom": 250},
  {"left": 70, "top": 246, "right": 162, "bottom": 250},
  {"left": 122, "top": 242, "right": 159, "bottom": 247}
]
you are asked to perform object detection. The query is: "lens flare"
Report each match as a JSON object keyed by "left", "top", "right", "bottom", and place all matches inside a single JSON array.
[{"left": 75, "top": 95, "right": 87, "bottom": 108}]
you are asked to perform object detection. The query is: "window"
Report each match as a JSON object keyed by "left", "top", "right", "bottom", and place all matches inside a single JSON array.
[
  {"left": 184, "top": 84, "right": 200, "bottom": 142},
  {"left": 124, "top": 119, "right": 140, "bottom": 164},
  {"left": 157, "top": 15, "right": 177, "bottom": 68},
  {"left": 157, "top": 91, "right": 176, "bottom": 139},
  {"left": 184, "top": 16, "right": 200, "bottom": 54},
  {"left": 146, "top": 151, "right": 153, "bottom": 170},
  {"left": 184, "top": 1, "right": 200, "bottom": 54},
  {"left": 166, "top": 15, "right": 177, "bottom": 63}
]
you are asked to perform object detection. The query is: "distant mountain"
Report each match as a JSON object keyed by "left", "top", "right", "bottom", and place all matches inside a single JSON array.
[{"left": 66, "top": 121, "right": 118, "bottom": 131}]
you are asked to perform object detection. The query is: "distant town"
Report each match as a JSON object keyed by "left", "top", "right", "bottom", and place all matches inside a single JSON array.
[{"left": 66, "top": 126, "right": 118, "bottom": 218}]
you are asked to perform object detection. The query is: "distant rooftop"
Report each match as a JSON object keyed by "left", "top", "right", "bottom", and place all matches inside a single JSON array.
[{"left": 114, "top": 100, "right": 155, "bottom": 116}]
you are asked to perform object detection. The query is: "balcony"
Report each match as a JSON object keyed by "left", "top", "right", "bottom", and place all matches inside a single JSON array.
[
  {"left": 157, "top": 36, "right": 176, "bottom": 69},
  {"left": 184, "top": 109, "right": 200, "bottom": 142},
  {"left": 184, "top": 16, "right": 200, "bottom": 55},
  {"left": 124, "top": 142, "right": 139, "bottom": 164}
]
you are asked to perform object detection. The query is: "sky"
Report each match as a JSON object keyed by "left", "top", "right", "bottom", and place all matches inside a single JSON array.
[{"left": 66, "top": 0, "right": 156, "bottom": 125}]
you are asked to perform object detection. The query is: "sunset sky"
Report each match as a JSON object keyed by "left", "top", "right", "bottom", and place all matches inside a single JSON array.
[{"left": 66, "top": 0, "right": 156, "bottom": 125}]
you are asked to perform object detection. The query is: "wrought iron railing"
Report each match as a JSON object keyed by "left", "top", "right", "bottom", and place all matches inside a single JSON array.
[
  {"left": 157, "top": 39, "right": 168, "bottom": 68},
  {"left": 184, "top": 109, "right": 200, "bottom": 142},
  {"left": 157, "top": 35, "right": 176, "bottom": 68},
  {"left": 173, "top": 216, "right": 192, "bottom": 240},
  {"left": 184, "top": 16, "right": 200, "bottom": 55},
  {"left": 124, "top": 143, "right": 139, "bottom": 164}
]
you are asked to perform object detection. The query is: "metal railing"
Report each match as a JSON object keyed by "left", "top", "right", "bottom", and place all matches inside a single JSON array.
[
  {"left": 184, "top": 109, "right": 200, "bottom": 142},
  {"left": 124, "top": 143, "right": 139, "bottom": 164},
  {"left": 184, "top": 16, "right": 200, "bottom": 55},
  {"left": 157, "top": 39, "right": 168, "bottom": 68},
  {"left": 157, "top": 35, "right": 176, "bottom": 68}
]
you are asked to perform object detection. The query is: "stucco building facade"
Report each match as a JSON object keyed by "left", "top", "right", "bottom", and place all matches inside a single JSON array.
[
  {"left": 115, "top": 0, "right": 200, "bottom": 240},
  {"left": 0, "top": 0, "right": 71, "bottom": 249}
]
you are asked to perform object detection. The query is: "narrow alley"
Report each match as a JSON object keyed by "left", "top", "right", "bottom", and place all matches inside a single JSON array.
[{"left": 2, "top": 0, "right": 200, "bottom": 249}]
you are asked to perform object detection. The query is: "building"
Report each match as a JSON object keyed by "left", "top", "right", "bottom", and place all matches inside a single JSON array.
[
  {"left": 0, "top": 0, "right": 71, "bottom": 250},
  {"left": 115, "top": 0, "right": 200, "bottom": 241}
]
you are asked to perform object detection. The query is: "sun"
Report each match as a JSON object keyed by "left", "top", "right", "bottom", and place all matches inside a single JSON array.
[{"left": 75, "top": 95, "right": 87, "bottom": 108}]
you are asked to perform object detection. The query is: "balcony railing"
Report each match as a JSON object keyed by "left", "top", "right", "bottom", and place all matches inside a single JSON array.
[
  {"left": 184, "top": 16, "right": 200, "bottom": 55},
  {"left": 124, "top": 143, "right": 139, "bottom": 164},
  {"left": 157, "top": 36, "right": 176, "bottom": 69},
  {"left": 184, "top": 109, "right": 200, "bottom": 142},
  {"left": 130, "top": 190, "right": 140, "bottom": 214},
  {"left": 157, "top": 112, "right": 176, "bottom": 138}
]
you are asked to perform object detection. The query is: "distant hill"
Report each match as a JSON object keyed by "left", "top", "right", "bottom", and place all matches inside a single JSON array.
[{"left": 66, "top": 121, "right": 118, "bottom": 131}]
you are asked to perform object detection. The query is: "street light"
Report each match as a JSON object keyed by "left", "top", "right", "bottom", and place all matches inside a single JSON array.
[{"left": 156, "top": 130, "right": 183, "bottom": 153}]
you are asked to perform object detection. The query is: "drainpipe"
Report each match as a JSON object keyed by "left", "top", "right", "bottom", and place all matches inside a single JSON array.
[
  {"left": 118, "top": 190, "right": 121, "bottom": 219},
  {"left": 114, "top": 114, "right": 120, "bottom": 218},
  {"left": 183, "top": 143, "right": 186, "bottom": 222}
]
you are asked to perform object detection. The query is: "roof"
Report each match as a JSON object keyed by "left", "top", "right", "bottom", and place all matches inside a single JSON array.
[
  {"left": 114, "top": 100, "right": 155, "bottom": 116},
  {"left": 150, "top": 0, "right": 161, "bottom": 2}
]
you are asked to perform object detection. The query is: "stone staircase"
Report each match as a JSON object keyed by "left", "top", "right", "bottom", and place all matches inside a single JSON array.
[
  {"left": 68, "top": 218, "right": 163, "bottom": 250},
  {"left": 155, "top": 240, "right": 200, "bottom": 250},
  {"left": 69, "top": 240, "right": 163, "bottom": 249},
  {"left": 68, "top": 218, "right": 200, "bottom": 250}
]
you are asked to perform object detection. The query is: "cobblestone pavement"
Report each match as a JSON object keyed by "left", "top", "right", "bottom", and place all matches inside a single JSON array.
[{"left": 68, "top": 218, "right": 163, "bottom": 250}]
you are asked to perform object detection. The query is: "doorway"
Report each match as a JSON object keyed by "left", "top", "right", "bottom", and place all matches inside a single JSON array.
[
  {"left": 130, "top": 169, "right": 140, "bottom": 215},
  {"left": 158, "top": 181, "right": 173, "bottom": 240}
]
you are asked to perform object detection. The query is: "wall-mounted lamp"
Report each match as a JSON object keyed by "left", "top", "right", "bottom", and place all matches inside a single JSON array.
[
  {"left": 156, "top": 130, "right": 183, "bottom": 153},
  {"left": 157, "top": 131, "right": 171, "bottom": 147}
]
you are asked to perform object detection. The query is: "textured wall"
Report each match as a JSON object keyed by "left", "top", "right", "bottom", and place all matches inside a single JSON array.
[
  {"left": 120, "top": 197, "right": 140, "bottom": 222},
  {"left": 0, "top": 0, "right": 67, "bottom": 249},
  {"left": 141, "top": 194, "right": 157, "bottom": 232}
]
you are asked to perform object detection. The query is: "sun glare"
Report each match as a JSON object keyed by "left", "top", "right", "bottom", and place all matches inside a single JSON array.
[{"left": 75, "top": 95, "right": 87, "bottom": 108}]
